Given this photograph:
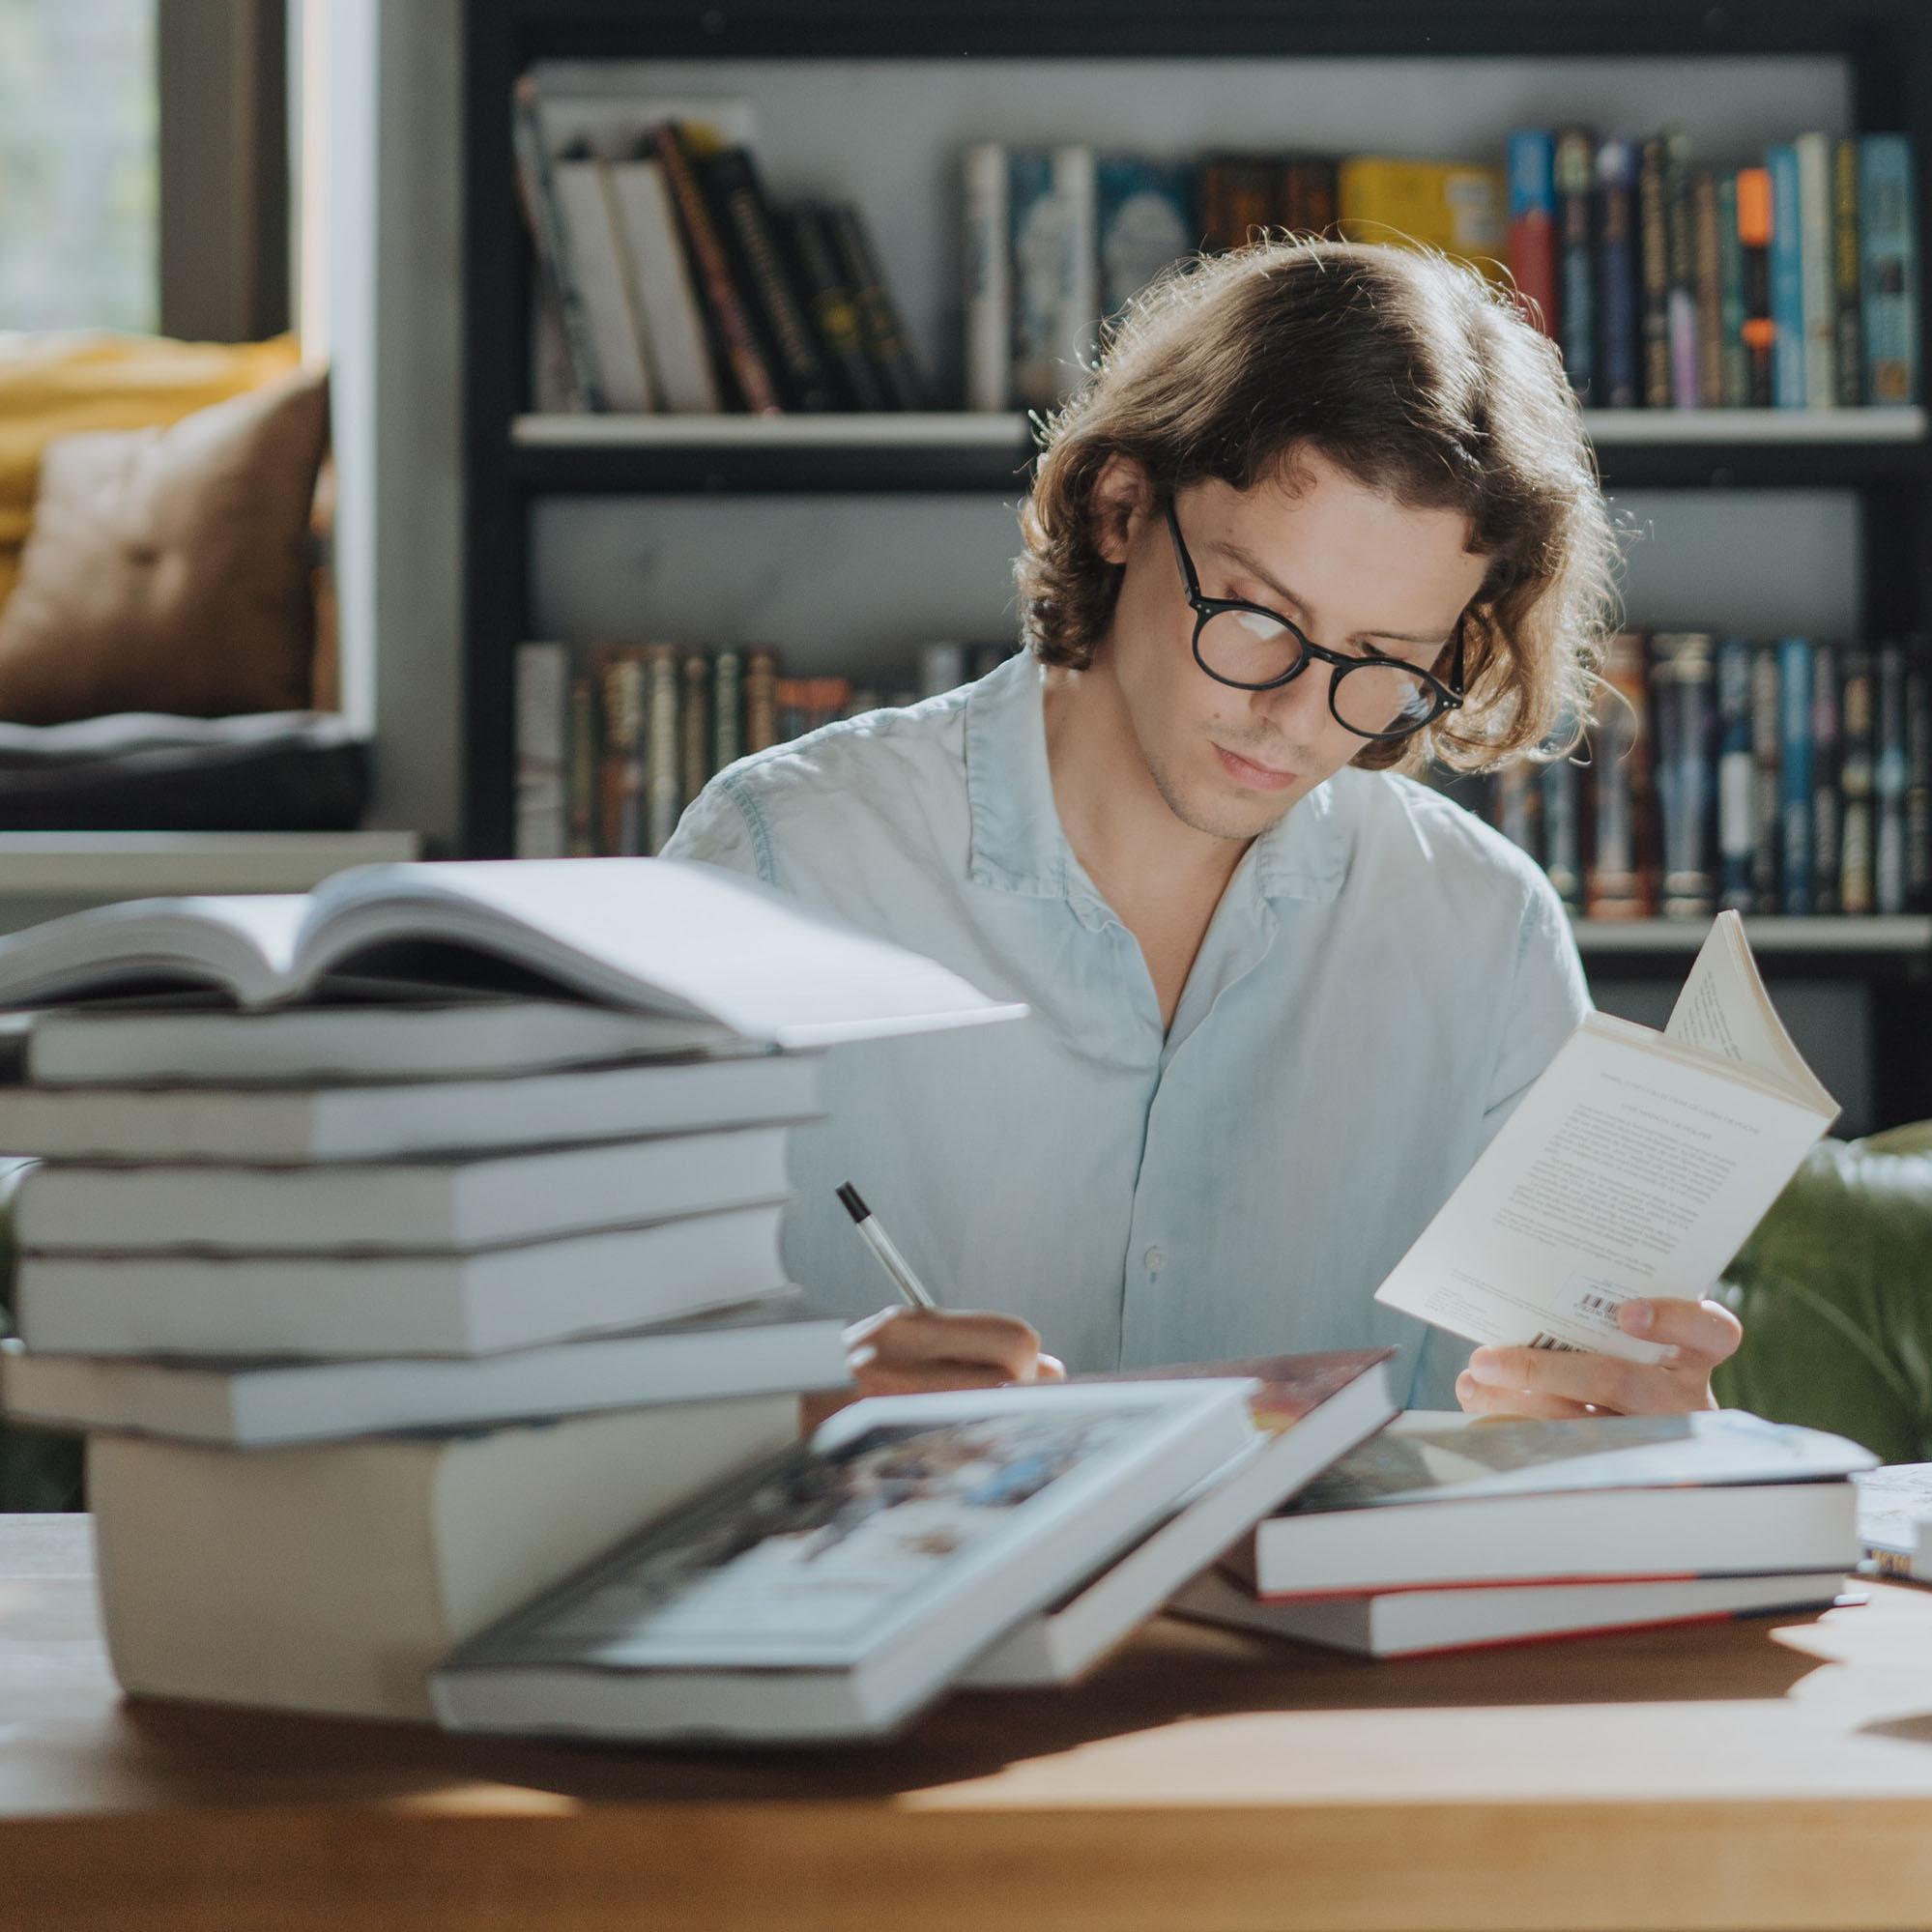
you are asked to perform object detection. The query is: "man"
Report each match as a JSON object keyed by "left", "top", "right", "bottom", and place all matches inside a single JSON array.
[{"left": 665, "top": 239, "right": 1742, "bottom": 1420}]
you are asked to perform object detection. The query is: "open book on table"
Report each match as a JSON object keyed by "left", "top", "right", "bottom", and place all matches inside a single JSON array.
[
  {"left": 0, "top": 858, "right": 1026, "bottom": 1050},
  {"left": 1376, "top": 910, "right": 1836, "bottom": 1364}
]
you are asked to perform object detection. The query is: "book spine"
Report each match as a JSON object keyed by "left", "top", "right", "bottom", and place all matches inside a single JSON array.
[
  {"left": 679, "top": 651, "right": 711, "bottom": 806},
  {"left": 1508, "top": 130, "right": 1559, "bottom": 337},
  {"left": 741, "top": 648, "right": 777, "bottom": 755},
  {"left": 782, "top": 204, "right": 888, "bottom": 413},
  {"left": 1716, "top": 172, "right": 1749, "bottom": 408},
  {"left": 597, "top": 647, "right": 646, "bottom": 856},
  {"left": 964, "top": 142, "right": 1013, "bottom": 411},
  {"left": 513, "top": 643, "right": 569, "bottom": 861},
  {"left": 1538, "top": 747, "right": 1583, "bottom": 909},
  {"left": 591, "top": 158, "right": 661, "bottom": 411},
  {"left": 1833, "top": 138, "right": 1864, "bottom": 408},
  {"left": 1716, "top": 636, "right": 1755, "bottom": 910},
  {"left": 567, "top": 674, "right": 595, "bottom": 858},
  {"left": 1737, "top": 165, "right": 1775, "bottom": 407},
  {"left": 1586, "top": 631, "right": 1652, "bottom": 915},
  {"left": 712, "top": 647, "right": 743, "bottom": 772},
  {"left": 644, "top": 645, "right": 680, "bottom": 855},
  {"left": 1795, "top": 131, "right": 1837, "bottom": 409},
  {"left": 1595, "top": 136, "right": 1640, "bottom": 409},
  {"left": 1638, "top": 136, "right": 1672, "bottom": 408},
  {"left": 1199, "top": 155, "right": 1276, "bottom": 252},
  {"left": 1876, "top": 639, "right": 1910, "bottom": 912},
  {"left": 509, "top": 76, "right": 607, "bottom": 412},
  {"left": 1838, "top": 644, "right": 1875, "bottom": 914},
  {"left": 1654, "top": 632, "right": 1716, "bottom": 916},
  {"left": 1300, "top": 157, "right": 1338, "bottom": 236},
  {"left": 703, "top": 146, "right": 839, "bottom": 413},
  {"left": 545, "top": 159, "right": 653, "bottom": 414},
  {"left": 1095, "top": 155, "right": 1195, "bottom": 322},
  {"left": 1909, "top": 638, "right": 1932, "bottom": 911},
  {"left": 1767, "top": 144, "right": 1807, "bottom": 407},
  {"left": 1692, "top": 171, "right": 1724, "bottom": 407},
  {"left": 1663, "top": 132, "right": 1700, "bottom": 408},
  {"left": 827, "top": 201, "right": 926, "bottom": 410},
  {"left": 1860, "top": 134, "right": 1920, "bottom": 404},
  {"left": 1554, "top": 130, "right": 1595, "bottom": 399},
  {"left": 649, "top": 123, "right": 784, "bottom": 416},
  {"left": 1749, "top": 639, "right": 1782, "bottom": 908},
  {"left": 1810, "top": 638, "right": 1841, "bottom": 914},
  {"left": 1053, "top": 145, "right": 1100, "bottom": 397},
  {"left": 1491, "top": 761, "right": 1541, "bottom": 864},
  {"left": 1777, "top": 637, "right": 1815, "bottom": 912},
  {"left": 605, "top": 159, "right": 721, "bottom": 414}
]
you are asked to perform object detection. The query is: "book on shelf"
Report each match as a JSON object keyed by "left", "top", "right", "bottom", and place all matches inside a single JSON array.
[
  {"left": 966, "top": 1349, "right": 1398, "bottom": 1688},
  {"left": 0, "top": 856, "right": 1026, "bottom": 1044},
  {"left": 1337, "top": 156, "right": 1506, "bottom": 272},
  {"left": 549, "top": 153, "right": 660, "bottom": 414},
  {"left": 1506, "top": 131, "right": 1557, "bottom": 336},
  {"left": 0, "top": 1298, "right": 849, "bottom": 1447},
  {"left": 1172, "top": 1562, "right": 1854, "bottom": 1659},
  {"left": 1095, "top": 154, "right": 1196, "bottom": 327},
  {"left": 1376, "top": 910, "right": 1837, "bottom": 1359},
  {"left": 14, "top": 1199, "right": 792, "bottom": 1361},
  {"left": 1240, "top": 1409, "right": 1870, "bottom": 1600},
  {"left": 1860, "top": 133, "right": 1919, "bottom": 404},
  {"left": 1637, "top": 135, "right": 1671, "bottom": 409},
  {"left": 1595, "top": 135, "right": 1641, "bottom": 409},
  {"left": 431, "top": 1378, "right": 1259, "bottom": 1745},
  {"left": 1855, "top": 1462, "right": 1932, "bottom": 1584},
  {"left": 88, "top": 1396, "right": 803, "bottom": 1721},
  {"left": 14, "top": 1119, "right": 794, "bottom": 1254},
  {"left": 1554, "top": 130, "right": 1595, "bottom": 396},
  {"left": 1661, "top": 130, "right": 1698, "bottom": 410}
]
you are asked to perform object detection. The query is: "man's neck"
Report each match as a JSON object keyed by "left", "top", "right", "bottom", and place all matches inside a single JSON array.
[{"left": 1040, "top": 660, "right": 1252, "bottom": 908}]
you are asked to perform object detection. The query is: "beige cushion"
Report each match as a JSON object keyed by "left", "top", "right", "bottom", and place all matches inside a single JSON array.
[{"left": 0, "top": 367, "right": 329, "bottom": 724}]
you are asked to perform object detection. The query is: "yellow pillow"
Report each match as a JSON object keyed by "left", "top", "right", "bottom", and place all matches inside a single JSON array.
[{"left": 0, "top": 332, "right": 302, "bottom": 610}]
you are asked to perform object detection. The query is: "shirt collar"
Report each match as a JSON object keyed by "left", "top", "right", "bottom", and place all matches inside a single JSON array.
[{"left": 964, "top": 651, "right": 1349, "bottom": 907}]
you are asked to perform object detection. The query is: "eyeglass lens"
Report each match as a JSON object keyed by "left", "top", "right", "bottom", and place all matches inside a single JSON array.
[{"left": 1195, "top": 608, "right": 1441, "bottom": 736}]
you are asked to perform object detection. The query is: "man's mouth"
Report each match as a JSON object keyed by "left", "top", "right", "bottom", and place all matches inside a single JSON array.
[{"left": 1213, "top": 743, "right": 1301, "bottom": 793}]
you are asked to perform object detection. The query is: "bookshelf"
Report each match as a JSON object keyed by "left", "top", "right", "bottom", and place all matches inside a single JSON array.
[{"left": 460, "top": 0, "right": 1932, "bottom": 1127}]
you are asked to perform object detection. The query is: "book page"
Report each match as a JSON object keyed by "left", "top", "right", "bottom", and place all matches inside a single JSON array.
[
  {"left": 1376, "top": 1015, "right": 1832, "bottom": 1363},
  {"left": 1665, "top": 911, "right": 1836, "bottom": 1116}
]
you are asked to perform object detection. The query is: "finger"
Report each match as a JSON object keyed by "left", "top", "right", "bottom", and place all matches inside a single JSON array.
[
  {"left": 1618, "top": 1295, "right": 1743, "bottom": 1364},
  {"left": 851, "top": 1360, "right": 1014, "bottom": 1400},
  {"left": 1467, "top": 1345, "right": 1680, "bottom": 1415},
  {"left": 1034, "top": 1353, "right": 1067, "bottom": 1382},
  {"left": 1456, "top": 1372, "right": 1600, "bottom": 1420},
  {"left": 864, "top": 1309, "right": 1045, "bottom": 1380}
]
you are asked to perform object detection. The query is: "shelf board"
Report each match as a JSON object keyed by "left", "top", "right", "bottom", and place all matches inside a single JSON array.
[
  {"left": 508, "top": 410, "right": 1928, "bottom": 494},
  {"left": 1574, "top": 914, "right": 1932, "bottom": 956},
  {"left": 0, "top": 831, "right": 422, "bottom": 899}
]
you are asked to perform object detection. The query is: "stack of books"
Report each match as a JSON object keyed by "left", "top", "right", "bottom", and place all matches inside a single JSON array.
[
  {"left": 0, "top": 856, "right": 1028, "bottom": 1723},
  {"left": 1175, "top": 1409, "right": 1875, "bottom": 1659}
]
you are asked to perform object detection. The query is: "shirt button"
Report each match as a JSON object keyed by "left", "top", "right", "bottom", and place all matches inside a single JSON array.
[{"left": 1144, "top": 1246, "right": 1166, "bottom": 1274}]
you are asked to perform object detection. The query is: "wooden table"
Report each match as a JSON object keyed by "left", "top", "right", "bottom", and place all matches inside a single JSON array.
[{"left": 4, "top": 1514, "right": 1932, "bottom": 1930}]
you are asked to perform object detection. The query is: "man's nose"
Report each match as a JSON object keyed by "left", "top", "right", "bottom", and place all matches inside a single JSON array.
[{"left": 1253, "top": 661, "right": 1333, "bottom": 736}]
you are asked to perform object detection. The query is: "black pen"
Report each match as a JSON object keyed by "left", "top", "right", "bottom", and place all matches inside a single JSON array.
[{"left": 836, "top": 1182, "right": 939, "bottom": 1312}]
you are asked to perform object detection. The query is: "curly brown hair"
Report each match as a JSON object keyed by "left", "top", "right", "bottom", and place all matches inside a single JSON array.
[{"left": 1014, "top": 238, "right": 1621, "bottom": 773}]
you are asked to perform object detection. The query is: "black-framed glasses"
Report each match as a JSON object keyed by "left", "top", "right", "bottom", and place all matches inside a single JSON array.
[{"left": 1163, "top": 499, "right": 1466, "bottom": 742}]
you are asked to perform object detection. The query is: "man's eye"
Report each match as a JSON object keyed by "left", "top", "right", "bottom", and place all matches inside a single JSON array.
[{"left": 1233, "top": 609, "right": 1289, "bottom": 642}]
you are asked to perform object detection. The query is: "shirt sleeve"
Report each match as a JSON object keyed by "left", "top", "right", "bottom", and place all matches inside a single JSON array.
[{"left": 659, "top": 774, "right": 769, "bottom": 882}]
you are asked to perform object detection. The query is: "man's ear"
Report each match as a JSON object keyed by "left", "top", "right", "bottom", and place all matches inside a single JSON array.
[{"left": 1089, "top": 455, "right": 1153, "bottom": 567}]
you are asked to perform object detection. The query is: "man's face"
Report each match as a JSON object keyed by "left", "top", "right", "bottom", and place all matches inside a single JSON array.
[{"left": 1093, "top": 451, "right": 1491, "bottom": 842}]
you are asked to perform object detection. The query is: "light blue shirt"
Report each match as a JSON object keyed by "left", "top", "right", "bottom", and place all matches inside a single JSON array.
[{"left": 663, "top": 650, "right": 1591, "bottom": 1407}]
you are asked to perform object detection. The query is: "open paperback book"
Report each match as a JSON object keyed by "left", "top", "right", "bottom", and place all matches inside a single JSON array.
[
  {"left": 0, "top": 858, "right": 1026, "bottom": 1049},
  {"left": 1377, "top": 910, "right": 1836, "bottom": 1362},
  {"left": 1855, "top": 1463, "right": 1932, "bottom": 1583}
]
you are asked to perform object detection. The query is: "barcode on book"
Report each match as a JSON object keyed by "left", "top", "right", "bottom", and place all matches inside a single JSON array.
[
  {"left": 1578, "top": 1291, "right": 1619, "bottom": 1316},
  {"left": 1528, "top": 1332, "right": 1583, "bottom": 1352}
]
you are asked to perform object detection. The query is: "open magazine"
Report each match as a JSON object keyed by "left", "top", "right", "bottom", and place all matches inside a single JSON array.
[{"left": 1377, "top": 911, "right": 1835, "bottom": 1363}]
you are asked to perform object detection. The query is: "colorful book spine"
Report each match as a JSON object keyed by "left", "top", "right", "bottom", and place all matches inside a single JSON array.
[
  {"left": 1653, "top": 632, "right": 1716, "bottom": 917},
  {"left": 1809, "top": 639, "right": 1841, "bottom": 914},
  {"left": 712, "top": 647, "right": 743, "bottom": 773},
  {"left": 1832, "top": 139, "right": 1864, "bottom": 408},
  {"left": 1838, "top": 645, "right": 1875, "bottom": 915},
  {"left": 1777, "top": 637, "right": 1814, "bottom": 912},
  {"left": 1662, "top": 132, "right": 1699, "bottom": 408},
  {"left": 1096, "top": 154, "right": 1195, "bottom": 324},
  {"left": 1595, "top": 137, "right": 1640, "bottom": 409},
  {"left": 1767, "top": 143, "right": 1807, "bottom": 407},
  {"left": 1507, "top": 131, "right": 1559, "bottom": 337},
  {"left": 1716, "top": 636, "right": 1755, "bottom": 910},
  {"left": 1198, "top": 154, "right": 1277, "bottom": 253},
  {"left": 596, "top": 647, "right": 646, "bottom": 856},
  {"left": 1281, "top": 156, "right": 1338, "bottom": 237},
  {"left": 1794, "top": 132, "right": 1837, "bottom": 410},
  {"left": 1586, "top": 632, "right": 1653, "bottom": 916},
  {"left": 1749, "top": 640, "right": 1782, "bottom": 908},
  {"left": 513, "top": 642, "right": 569, "bottom": 861},
  {"left": 1860, "top": 134, "right": 1920, "bottom": 405},
  {"left": 1692, "top": 170, "right": 1723, "bottom": 407},
  {"left": 679, "top": 651, "right": 711, "bottom": 808},
  {"left": 1876, "top": 639, "right": 1910, "bottom": 913},
  {"left": 1737, "top": 166, "right": 1775, "bottom": 407},
  {"left": 702, "top": 146, "right": 839, "bottom": 412},
  {"left": 1554, "top": 130, "right": 1595, "bottom": 399},
  {"left": 963, "top": 142, "right": 1012, "bottom": 412},
  {"left": 743, "top": 648, "right": 778, "bottom": 754},
  {"left": 1716, "top": 172, "right": 1749, "bottom": 408},
  {"left": 828, "top": 201, "right": 926, "bottom": 411},
  {"left": 783, "top": 203, "right": 889, "bottom": 412},
  {"left": 644, "top": 645, "right": 680, "bottom": 855},
  {"left": 1638, "top": 136, "right": 1672, "bottom": 408},
  {"left": 649, "top": 124, "right": 783, "bottom": 416}
]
